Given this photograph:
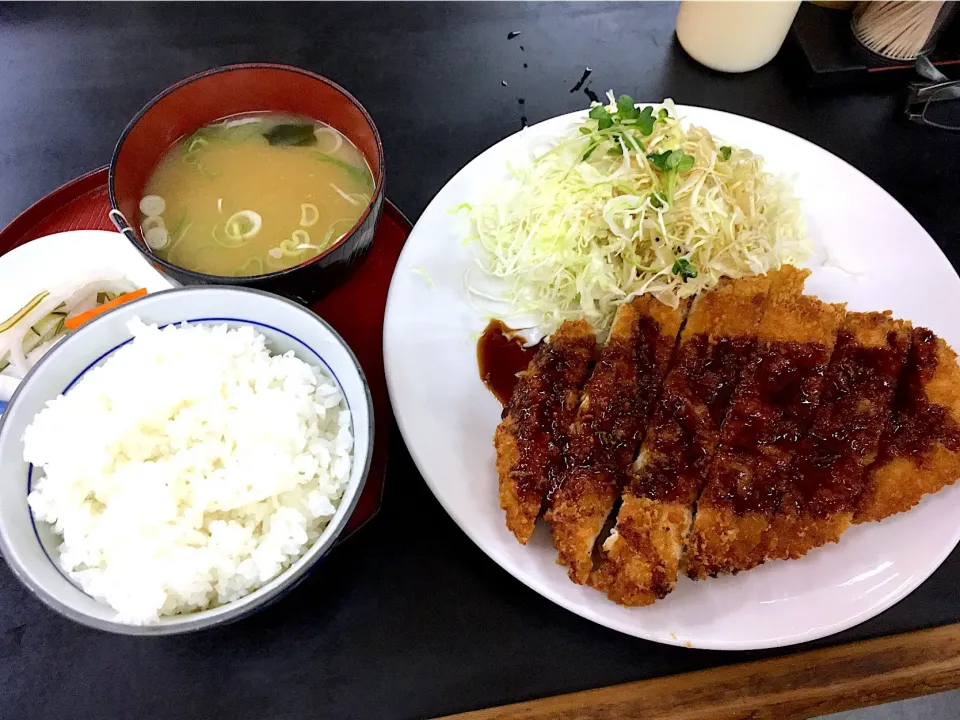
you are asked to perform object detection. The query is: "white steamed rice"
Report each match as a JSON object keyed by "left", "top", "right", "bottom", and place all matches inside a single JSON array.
[{"left": 24, "top": 317, "right": 353, "bottom": 624}]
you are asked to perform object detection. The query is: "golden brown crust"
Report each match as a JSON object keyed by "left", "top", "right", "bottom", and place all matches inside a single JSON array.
[
  {"left": 591, "top": 272, "right": 774, "bottom": 601},
  {"left": 858, "top": 446, "right": 960, "bottom": 523},
  {"left": 496, "top": 319, "right": 596, "bottom": 544},
  {"left": 755, "top": 266, "right": 840, "bottom": 345},
  {"left": 684, "top": 505, "right": 774, "bottom": 579},
  {"left": 547, "top": 470, "right": 620, "bottom": 580},
  {"left": 857, "top": 329, "right": 960, "bottom": 523},
  {"left": 589, "top": 494, "right": 690, "bottom": 606},
  {"left": 686, "top": 271, "right": 846, "bottom": 580},
  {"left": 495, "top": 418, "right": 541, "bottom": 544},
  {"left": 682, "top": 273, "right": 777, "bottom": 338},
  {"left": 548, "top": 297, "right": 687, "bottom": 582}
]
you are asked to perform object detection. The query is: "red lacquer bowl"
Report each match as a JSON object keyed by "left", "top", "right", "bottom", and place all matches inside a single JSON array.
[{"left": 108, "top": 63, "right": 385, "bottom": 306}]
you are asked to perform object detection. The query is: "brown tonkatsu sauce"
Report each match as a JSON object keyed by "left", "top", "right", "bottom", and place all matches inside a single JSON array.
[
  {"left": 708, "top": 340, "right": 833, "bottom": 515},
  {"left": 880, "top": 327, "right": 960, "bottom": 461},
  {"left": 632, "top": 335, "right": 755, "bottom": 504},
  {"left": 478, "top": 320, "right": 540, "bottom": 405},
  {"left": 506, "top": 324, "right": 595, "bottom": 502},
  {"left": 787, "top": 327, "right": 910, "bottom": 517},
  {"left": 567, "top": 315, "right": 670, "bottom": 474}
]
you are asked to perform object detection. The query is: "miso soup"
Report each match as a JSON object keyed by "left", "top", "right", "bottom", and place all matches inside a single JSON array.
[{"left": 139, "top": 113, "right": 374, "bottom": 277}]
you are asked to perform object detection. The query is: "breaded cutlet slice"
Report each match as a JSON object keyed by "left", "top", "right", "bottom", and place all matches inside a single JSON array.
[
  {"left": 496, "top": 319, "right": 596, "bottom": 544},
  {"left": 686, "top": 267, "right": 846, "bottom": 580},
  {"left": 856, "top": 327, "right": 960, "bottom": 523},
  {"left": 589, "top": 272, "right": 773, "bottom": 605},
  {"left": 546, "top": 296, "right": 688, "bottom": 584},
  {"left": 770, "top": 312, "right": 912, "bottom": 559}
]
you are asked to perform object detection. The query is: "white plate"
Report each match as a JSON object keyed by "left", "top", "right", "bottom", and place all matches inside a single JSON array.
[
  {"left": 383, "top": 106, "right": 960, "bottom": 650},
  {"left": 0, "top": 230, "right": 175, "bottom": 406}
]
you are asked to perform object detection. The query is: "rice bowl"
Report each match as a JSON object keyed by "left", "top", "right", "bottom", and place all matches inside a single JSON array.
[
  {"left": 25, "top": 318, "right": 354, "bottom": 624},
  {"left": 0, "top": 286, "right": 372, "bottom": 634}
]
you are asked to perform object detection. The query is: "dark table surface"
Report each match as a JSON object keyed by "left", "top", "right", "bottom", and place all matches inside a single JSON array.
[{"left": 1, "top": 3, "right": 959, "bottom": 719}]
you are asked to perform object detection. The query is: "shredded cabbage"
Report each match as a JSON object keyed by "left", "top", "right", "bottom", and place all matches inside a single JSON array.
[{"left": 465, "top": 95, "right": 810, "bottom": 337}]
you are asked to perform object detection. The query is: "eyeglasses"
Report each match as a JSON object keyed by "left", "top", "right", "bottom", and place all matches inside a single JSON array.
[{"left": 906, "top": 57, "right": 960, "bottom": 132}]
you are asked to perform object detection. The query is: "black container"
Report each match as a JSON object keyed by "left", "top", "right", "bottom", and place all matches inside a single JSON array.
[{"left": 108, "top": 63, "right": 385, "bottom": 306}]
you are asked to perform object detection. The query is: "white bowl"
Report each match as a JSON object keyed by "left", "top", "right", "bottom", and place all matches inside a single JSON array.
[{"left": 0, "top": 286, "right": 373, "bottom": 634}]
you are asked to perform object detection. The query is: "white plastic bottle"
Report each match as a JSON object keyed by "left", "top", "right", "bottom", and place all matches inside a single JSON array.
[{"left": 676, "top": 1, "right": 802, "bottom": 73}]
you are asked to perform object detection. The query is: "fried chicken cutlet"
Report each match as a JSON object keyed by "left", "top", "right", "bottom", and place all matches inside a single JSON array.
[
  {"left": 547, "top": 296, "right": 688, "bottom": 583},
  {"left": 496, "top": 319, "right": 596, "bottom": 543},
  {"left": 687, "top": 268, "right": 846, "bottom": 579},
  {"left": 767, "top": 312, "right": 912, "bottom": 558},
  {"left": 589, "top": 272, "right": 774, "bottom": 605},
  {"left": 856, "top": 327, "right": 960, "bottom": 523}
]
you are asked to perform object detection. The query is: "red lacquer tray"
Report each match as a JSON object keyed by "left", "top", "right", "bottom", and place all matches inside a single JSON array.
[{"left": 0, "top": 167, "right": 412, "bottom": 541}]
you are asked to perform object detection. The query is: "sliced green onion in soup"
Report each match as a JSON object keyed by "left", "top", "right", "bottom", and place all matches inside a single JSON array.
[
  {"left": 314, "top": 153, "right": 374, "bottom": 188},
  {"left": 214, "top": 210, "right": 262, "bottom": 248},
  {"left": 314, "top": 153, "right": 373, "bottom": 189},
  {"left": 291, "top": 229, "right": 316, "bottom": 250},
  {"left": 224, "top": 210, "right": 261, "bottom": 241},
  {"left": 141, "top": 215, "right": 165, "bottom": 233},
  {"left": 313, "top": 127, "right": 344, "bottom": 154},
  {"left": 330, "top": 183, "right": 360, "bottom": 205},
  {"left": 279, "top": 238, "right": 303, "bottom": 257},
  {"left": 211, "top": 225, "right": 241, "bottom": 249},
  {"left": 265, "top": 247, "right": 286, "bottom": 268},
  {"left": 221, "top": 117, "right": 266, "bottom": 143},
  {"left": 183, "top": 154, "right": 217, "bottom": 179},
  {"left": 300, "top": 203, "right": 319, "bottom": 228},
  {"left": 320, "top": 218, "right": 358, "bottom": 250},
  {"left": 167, "top": 210, "right": 190, "bottom": 245},
  {"left": 211, "top": 225, "right": 251, "bottom": 250},
  {"left": 139, "top": 195, "right": 166, "bottom": 216},
  {"left": 278, "top": 231, "right": 318, "bottom": 258},
  {"left": 184, "top": 136, "right": 208, "bottom": 155},
  {"left": 145, "top": 227, "right": 170, "bottom": 251}
]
